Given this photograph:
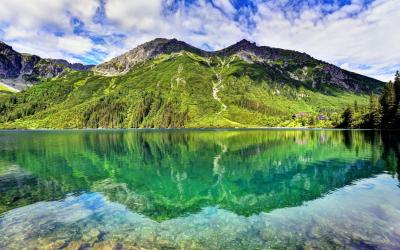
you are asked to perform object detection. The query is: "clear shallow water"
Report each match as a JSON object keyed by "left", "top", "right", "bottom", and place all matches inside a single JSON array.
[{"left": 0, "top": 129, "right": 399, "bottom": 249}]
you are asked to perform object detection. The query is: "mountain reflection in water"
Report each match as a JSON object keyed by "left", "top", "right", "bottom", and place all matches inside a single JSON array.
[{"left": 0, "top": 129, "right": 399, "bottom": 249}]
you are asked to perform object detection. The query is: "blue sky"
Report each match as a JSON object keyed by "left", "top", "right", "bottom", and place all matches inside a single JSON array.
[{"left": 0, "top": 0, "right": 398, "bottom": 81}]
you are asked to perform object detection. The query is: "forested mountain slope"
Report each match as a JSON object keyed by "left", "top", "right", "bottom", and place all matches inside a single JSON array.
[{"left": 0, "top": 38, "right": 384, "bottom": 128}]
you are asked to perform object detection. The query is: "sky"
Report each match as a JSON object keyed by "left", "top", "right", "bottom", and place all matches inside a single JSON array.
[{"left": 0, "top": 0, "right": 398, "bottom": 81}]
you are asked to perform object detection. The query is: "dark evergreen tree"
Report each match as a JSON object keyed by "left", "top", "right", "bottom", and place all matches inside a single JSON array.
[
  {"left": 354, "top": 100, "right": 359, "bottom": 113},
  {"left": 340, "top": 107, "right": 353, "bottom": 128},
  {"left": 394, "top": 71, "right": 400, "bottom": 104},
  {"left": 396, "top": 106, "right": 400, "bottom": 128},
  {"left": 368, "top": 93, "right": 374, "bottom": 114},
  {"left": 393, "top": 71, "right": 400, "bottom": 128},
  {"left": 379, "top": 81, "right": 395, "bottom": 128},
  {"left": 339, "top": 71, "right": 400, "bottom": 129},
  {"left": 365, "top": 93, "right": 381, "bottom": 128}
]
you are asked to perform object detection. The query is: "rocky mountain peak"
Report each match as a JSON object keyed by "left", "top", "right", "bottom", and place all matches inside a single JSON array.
[
  {"left": 95, "top": 38, "right": 265, "bottom": 75},
  {"left": 94, "top": 38, "right": 207, "bottom": 75},
  {"left": 232, "top": 39, "right": 256, "bottom": 49},
  {"left": 0, "top": 41, "right": 12, "bottom": 51},
  {"left": 214, "top": 39, "right": 260, "bottom": 58},
  {"left": 139, "top": 38, "right": 205, "bottom": 57}
]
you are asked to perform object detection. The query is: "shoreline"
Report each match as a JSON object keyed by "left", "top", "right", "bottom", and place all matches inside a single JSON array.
[{"left": 0, "top": 127, "right": 386, "bottom": 132}]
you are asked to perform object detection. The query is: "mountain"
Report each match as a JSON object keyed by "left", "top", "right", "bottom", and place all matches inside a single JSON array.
[
  {"left": 0, "top": 41, "right": 93, "bottom": 90},
  {"left": 94, "top": 38, "right": 207, "bottom": 75},
  {"left": 95, "top": 38, "right": 381, "bottom": 93},
  {"left": 0, "top": 38, "right": 384, "bottom": 129}
]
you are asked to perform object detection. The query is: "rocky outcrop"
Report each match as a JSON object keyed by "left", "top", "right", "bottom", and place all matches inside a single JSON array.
[
  {"left": 49, "top": 59, "right": 94, "bottom": 71},
  {"left": 0, "top": 41, "right": 26, "bottom": 78}
]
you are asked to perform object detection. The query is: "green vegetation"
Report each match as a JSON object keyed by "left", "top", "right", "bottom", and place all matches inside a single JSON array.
[
  {"left": 338, "top": 71, "right": 400, "bottom": 129},
  {"left": 1, "top": 129, "right": 396, "bottom": 219},
  {"left": 0, "top": 52, "right": 381, "bottom": 128}
]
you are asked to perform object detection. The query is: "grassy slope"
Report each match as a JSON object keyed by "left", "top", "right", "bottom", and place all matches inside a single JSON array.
[{"left": 0, "top": 52, "right": 370, "bottom": 129}]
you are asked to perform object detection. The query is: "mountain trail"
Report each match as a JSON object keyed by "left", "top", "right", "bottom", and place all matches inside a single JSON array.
[
  {"left": 171, "top": 64, "right": 186, "bottom": 89},
  {"left": 207, "top": 57, "right": 234, "bottom": 114}
]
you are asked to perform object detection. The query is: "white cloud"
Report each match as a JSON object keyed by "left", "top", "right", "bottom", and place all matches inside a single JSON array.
[
  {"left": 58, "top": 36, "right": 94, "bottom": 54},
  {"left": 177, "top": 1, "right": 247, "bottom": 49},
  {"left": 105, "top": 0, "right": 163, "bottom": 31},
  {"left": 252, "top": 0, "right": 400, "bottom": 81},
  {"left": 0, "top": 0, "right": 398, "bottom": 81},
  {"left": 212, "top": 0, "right": 236, "bottom": 15},
  {"left": 102, "top": 0, "right": 247, "bottom": 55},
  {"left": 0, "top": 0, "right": 99, "bottom": 59},
  {"left": 0, "top": 0, "right": 98, "bottom": 31}
]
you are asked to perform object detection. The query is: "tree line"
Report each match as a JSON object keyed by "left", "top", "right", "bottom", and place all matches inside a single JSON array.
[{"left": 339, "top": 71, "right": 400, "bottom": 129}]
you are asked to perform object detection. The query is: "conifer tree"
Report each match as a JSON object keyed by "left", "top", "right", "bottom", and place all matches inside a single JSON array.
[
  {"left": 354, "top": 100, "right": 359, "bottom": 113},
  {"left": 340, "top": 107, "right": 353, "bottom": 128},
  {"left": 396, "top": 105, "right": 400, "bottom": 129},
  {"left": 393, "top": 71, "right": 400, "bottom": 127},
  {"left": 394, "top": 71, "right": 400, "bottom": 104},
  {"left": 367, "top": 93, "right": 381, "bottom": 128},
  {"left": 340, "top": 72, "right": 400, "bottom": 129},
  {"left": 379, "top": 81, "right": 395, "bottom": 128}
]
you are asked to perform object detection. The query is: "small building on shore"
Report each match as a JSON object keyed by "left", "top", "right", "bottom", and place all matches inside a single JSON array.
[{"left": 317, "top": 114, "right": 328, "bottom": 121}]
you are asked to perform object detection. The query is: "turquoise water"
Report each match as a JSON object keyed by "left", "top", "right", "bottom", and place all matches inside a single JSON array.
[{"left": 0, "top": 129, "right": 399, "bottom": 249}]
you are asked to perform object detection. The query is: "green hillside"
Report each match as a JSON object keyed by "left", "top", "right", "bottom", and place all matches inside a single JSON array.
[{"left": 0, "top": 51, "right": 380, "bottom": 129}]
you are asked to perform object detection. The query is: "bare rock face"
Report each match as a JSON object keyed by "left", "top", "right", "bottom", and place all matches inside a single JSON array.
[
  {"left": 49, "top": 59, "right": 94, "bottom": 71},
  {"left": 0, "top": 42, "right": 24, "bottom": 78},
  {"left": 94, "top": 38, "right": 207, "bottom": 75},
  {"left": 215, "top": 39, "right": 314, "bottom": 63},
  {"left": 0, "top": 41, "right": 93, "bottom": 90},
  {"left": 322, "top": 64, "right": 350, "bottom": 90}
]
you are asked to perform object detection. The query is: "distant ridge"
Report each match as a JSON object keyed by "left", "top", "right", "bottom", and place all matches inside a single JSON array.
[{"left": 0, "top": 41, "right": 93, "bottom": 90}]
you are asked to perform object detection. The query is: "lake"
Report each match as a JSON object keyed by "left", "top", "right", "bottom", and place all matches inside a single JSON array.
[{"left": 0, "top": 129, "right": 399, "bottom": 249}]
